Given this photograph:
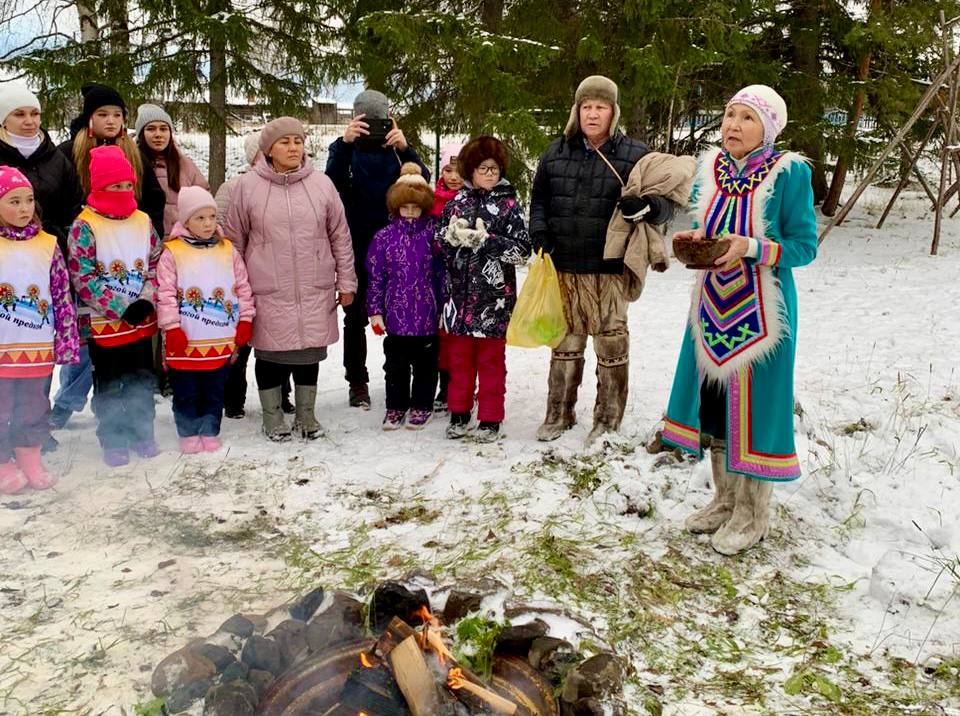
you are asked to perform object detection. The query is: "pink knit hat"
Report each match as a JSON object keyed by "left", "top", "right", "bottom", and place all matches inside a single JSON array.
[
  {"left": 439, "top": 142, "right": 464, "bottom": 171},
  {"left": 88, "top": 145, "right": 136, "bottom": 191},
  {"left": 177, "top": 185, "right": 217, "bottom": 223},
  {"left": 259, "top": 117, "right": 305, "bottom": 155},
  {"left": 727, "top": 85, "right": 788, "bottom": 146},
  {"left": 0, "top": 165, "right": 32, "bottom": 199}
]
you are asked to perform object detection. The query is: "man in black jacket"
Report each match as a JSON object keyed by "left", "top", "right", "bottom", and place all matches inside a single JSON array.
[
  {"left": 326, "top": 89, "right": 429, "bottom": 409},
  {"left": 530, "top": 75, "right": 674, "bottom": 443}
]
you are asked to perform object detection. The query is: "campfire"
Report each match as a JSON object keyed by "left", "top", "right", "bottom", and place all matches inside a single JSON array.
[{"left": 260, "top": 603, "right": 555, "bottom": 715}]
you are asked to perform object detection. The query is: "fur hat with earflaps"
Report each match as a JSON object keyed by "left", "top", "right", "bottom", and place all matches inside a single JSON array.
[
  {"left": 563, "top": 75, "right": 620, "bottom": 139},
  {"left": 387, "top": 162, "right": 434, "bottom": 215}
]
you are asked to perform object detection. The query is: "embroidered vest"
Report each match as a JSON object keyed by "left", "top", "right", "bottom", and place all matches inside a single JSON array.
[
  {"left": 0, "top": 231, "right": 57, "bottom": 378},
  {"left": 78, "top": 207, "right": 158, "bottom": 347},
  {"left": 691, "top": 151, "right": 785, "bottom": 382},
  {"left": 164, "top": 238, "right": 239, "bottom": 370}
]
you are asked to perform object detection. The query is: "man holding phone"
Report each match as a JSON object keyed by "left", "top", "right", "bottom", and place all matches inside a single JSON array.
[{"left": 326, "top": 89, "right": 430, "bottom": 409}]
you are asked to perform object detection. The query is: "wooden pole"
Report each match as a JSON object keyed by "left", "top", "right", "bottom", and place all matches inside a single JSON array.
[
  {"left": 933, "top": 11, "right": 959, "bottom": 255},
  {"left": 877, "top": 121, "right": 940, "bottom": 228},
  {"left": 818, "top": 53, "right": 960, "bottom": 244}
]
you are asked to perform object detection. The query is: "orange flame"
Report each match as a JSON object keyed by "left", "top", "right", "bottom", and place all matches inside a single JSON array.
[
  {"left": 415, "top": 605, "right": 434, "bottom": 624},
  {"left": 447, "top": 667, "right": 465, "bottom": 690},
  {"left": 359, "top": 651, "right": 376, "bottom": 668}
]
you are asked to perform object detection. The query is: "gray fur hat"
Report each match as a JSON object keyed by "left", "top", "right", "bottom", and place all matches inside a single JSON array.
[
  {"left": 563, "top": 75, "right": 620, "bottom": 139},
  {"left": 134, "top": 103, "right": 173, "bottom": 136},
  {"left": 353, "top": 89, "right": 389, "bottom": 119}
]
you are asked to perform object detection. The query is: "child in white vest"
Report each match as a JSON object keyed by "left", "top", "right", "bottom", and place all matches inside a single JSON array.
[
  {"left": 67, "top": 145, "right": 161, "bottom": 467},
  {"left": 0, "top": 166, "right": 78, "bottom": 492},
  {"left": 157, "top": 187, "right": 255, "bottom": 453}
]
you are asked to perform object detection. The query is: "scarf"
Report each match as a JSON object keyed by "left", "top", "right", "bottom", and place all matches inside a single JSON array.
[
  {"left": 87, "top": 190, "right": 137, "bottom": 219},
  {"left": 6, "top": 133, "right": 42, "bottom": 159},
  {"left": 0, "top": 221, "right": 40, "bottom": 241}
]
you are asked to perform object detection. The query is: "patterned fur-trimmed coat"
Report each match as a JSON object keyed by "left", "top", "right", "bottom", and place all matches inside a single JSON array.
[{"left": 435, "top": 181, "right": 531, "bottom": 339}]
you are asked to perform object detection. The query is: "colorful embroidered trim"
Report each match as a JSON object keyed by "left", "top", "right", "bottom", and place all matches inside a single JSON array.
[
  {"left": 662, "top": 417, "right": 700, "bottom": 452},
  {"left": 727, "top": 366, "right": 800, "bottom": 480},
  {"left": 698, "top": 263, "right": 769, "bottom": 365},
  {"left": 757, "top": 238, "right": 781, "bottom": 266},
  {"left": 714, "top": 150, "right": 782, "bottom": 197}
]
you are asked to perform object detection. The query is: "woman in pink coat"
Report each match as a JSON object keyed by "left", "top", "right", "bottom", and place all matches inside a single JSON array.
[{"left": 225, "top": 117, "right": 357, "bottom": 441}]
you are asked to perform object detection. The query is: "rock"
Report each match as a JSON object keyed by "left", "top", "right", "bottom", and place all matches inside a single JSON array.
[
  {"left": 305, "top": 591, "right": 366, "bottom": 652},
  {"left": 289, "top": 587, "right": 324, "bottom": 622},
  {"left": 151, "top": 646, "right": 217, "bottom": 698},
  {"left": 561, "top": 653, "right": 625, "bottom": 705},
  {"left": 191, "top": 643, "right": 236, "bottom": 673},
  {"left": 267, "top": 618, "right": 308, "bottom": 670},
  {"left": 248, "top": 668, "right": 275, "bottom": 701},
  {"left": 442, "top": 589, "right": 482, "bottom": 623},
  {"left": 219, "top": 661, "right": 249, "bottom": 684},
  {"left": 495, "top": 619, "right": 549, "bottom": 655},
  {"left": 219, "top": 614, "right": 255, "bottom": 639},
  {"left": 165, "top": 677, "right": 213, "bottom": 713},
  {"left": 529, "top": 636, "right": 578, "bottom": 686},
  {"left": 369, "top": 581, "right": 430, "bottom": 632},
  {"left": 240, "top": 635, "right": 283, "bottom": 676},
  {"left": 203, "top": 682, "right": 257, "bottom": 716}
]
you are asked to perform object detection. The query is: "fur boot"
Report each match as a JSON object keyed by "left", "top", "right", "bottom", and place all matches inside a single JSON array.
[
  {"left": 293, "top": 384, "right": 324, "bottom": 440},
  {"left": 710, "top": 476, "right": 773, "bottom": 555},
  {"left": 685, "top": 442, "right": 736, "bottom": 534},
  {"left": 586, "top": 329, "right": 629, "bottom": 444},
  {"left": 536, "top": 334, "right": 586, "bottom": 442},
  {"left": 259, "top": 387, "right": 291, "bottom": 442}
]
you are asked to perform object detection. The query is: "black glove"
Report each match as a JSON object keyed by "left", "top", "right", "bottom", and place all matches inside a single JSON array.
[
  {"left": 618, "top": 195, "right": 653, "bottom": 223},
  {"left": 532, "top": 233, "right": 554, "bottom": 255},
  {"left": 122, "top": 299, "right": 154, "bottom": 325}
]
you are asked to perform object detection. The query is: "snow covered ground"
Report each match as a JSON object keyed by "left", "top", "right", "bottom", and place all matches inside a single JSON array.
[{"left": 0, "top": 184, "right": 958, "bottom": 715}]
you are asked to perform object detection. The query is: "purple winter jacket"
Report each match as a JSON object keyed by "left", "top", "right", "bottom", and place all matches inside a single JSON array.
[{"left": 365, "top": 215, "right": 441, "bottom": 336}]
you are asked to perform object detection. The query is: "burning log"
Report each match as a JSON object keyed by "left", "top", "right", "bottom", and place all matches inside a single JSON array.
[
  {"left": 388, "top": 635, "right": 442, "bottom": 716},
  {"left": 448, "top": 667, "right": 519, "bottom": 714}
]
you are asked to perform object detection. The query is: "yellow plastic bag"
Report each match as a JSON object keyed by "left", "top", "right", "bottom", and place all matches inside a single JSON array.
[{"left": 507, "top": 249, "right": 568, "bottom": 349}]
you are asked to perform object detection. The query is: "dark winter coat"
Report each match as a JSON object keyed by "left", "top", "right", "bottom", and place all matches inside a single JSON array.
[
  {"left": 436, "top": 181, "right": 532, "bottom": 339},
  {"left": 529, "top": 132, "right": 674, "bottom": 274},
  {"left": 55, "top": 134, "right": 167, "bottom": 240},
  {"left": 366, "top": 216, "right": 441, "bottom": 337},
  {"left": 0, "top": 129, "right": 83, "bottom": 257},
  {"left": 325, "top": 139, "right": 429, "bottom": 275}
]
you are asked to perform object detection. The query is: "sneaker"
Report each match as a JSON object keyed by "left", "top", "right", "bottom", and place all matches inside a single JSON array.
[
  {"left": 179, "top": 436, "right": 203, "bottom": 454},
  {"left": 445, "top": 412, "right": 471, "bottom": 439},
  {"left": 406, "top": 409, "right": 432, "bottom": 430},
  {"left": 49, "top": 405, "right": 72, "bottom": 430},
  {"left": 103, "top": 448, "right": 129, "bottom": 467},
  {"left": 281, "top": 394, "right": 296, "bottom": 415},
  {"left": 349, "top": 383, "right": 371, "bottom": 409},
  {"left": 224, "top": 405, "right": 245, "bottom": 419},
  {"left": 200, "top": 436, "right": 223, "bottom": 452},
  {"left": 475, "top": 421, "right": 501, "bottom": 443},
  {"left": 382, "top": 409, "right": 406, "bottom": 431},
  {"left": 433, "top": 397, "right": 448, "bottom": 415},
  {"left": 131, "top": 440, "right": 160, "bottom": 459}
]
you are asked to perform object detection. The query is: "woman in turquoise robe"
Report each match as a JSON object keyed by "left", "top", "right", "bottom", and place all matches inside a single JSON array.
[{"left": 661, "top": 85, "right": 817, "bottom": 555}]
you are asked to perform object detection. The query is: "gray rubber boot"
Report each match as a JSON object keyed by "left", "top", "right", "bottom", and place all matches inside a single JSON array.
[
  {"left": 293, "top": 384, "right": 324, "bottom": 440},
  {"left": 536, "top": 335, "right": 587, "bottom": 442},
  {"left": 259, "top": 388, "right": 291, "bottom": 442},
  {"left": 711, "top": 476, "right": 774, "bottom": 555},
  {"left": 685, "top": 443, "right": 736, "bottom": 534}
]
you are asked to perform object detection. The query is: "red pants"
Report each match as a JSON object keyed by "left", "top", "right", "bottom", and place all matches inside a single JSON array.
[{"left": 446, "top": 335, "right": 506, "bottom": 422}]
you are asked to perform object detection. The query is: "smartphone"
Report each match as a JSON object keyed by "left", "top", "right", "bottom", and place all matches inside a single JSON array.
[{"left": 355, "top": 118, "right": 393, "bottom": 151}]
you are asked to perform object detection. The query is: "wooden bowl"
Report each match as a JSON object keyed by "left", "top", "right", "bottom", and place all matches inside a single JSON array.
[{"left": 672, "top": 236, "right": 731, "bottom": 269}]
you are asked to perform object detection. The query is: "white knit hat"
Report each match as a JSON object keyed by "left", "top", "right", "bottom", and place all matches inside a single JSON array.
[
  {"left": 134, "top": 103, "right": 173, "bottom": 136},
  {"left": 243, "top": 131, "right": 262, "bottom": 165},
  {"left": 727, "top": 85, "right": 788, "bottom": 146},
  {"left": 0, "top": 81, "right": 40, "bottom": 127}
]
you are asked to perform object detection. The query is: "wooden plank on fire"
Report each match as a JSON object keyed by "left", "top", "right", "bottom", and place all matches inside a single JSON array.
[{"left": 387, "top": 635, "right": 441, "bottom": 716}]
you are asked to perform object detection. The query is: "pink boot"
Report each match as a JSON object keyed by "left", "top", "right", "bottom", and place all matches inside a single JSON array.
[
  {"left": 0, "top": 461, "right": 27, "bottom": 494},
  {"left": 200, "top": 436, "right": 222, "bottom": 452},
  {"left": 179, "top": 436, "right": 203, "bottom": 454},
  {"left": 14, "top": 447, "right": 56, "bottom": 490}
]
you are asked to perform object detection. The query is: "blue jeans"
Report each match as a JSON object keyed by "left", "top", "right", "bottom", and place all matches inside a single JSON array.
[
  {"left": 168, "top": 365, "right": 229, "bottom": 438},
  {"left": 53, "top": 342, "right": 93, "bottom": 413}
]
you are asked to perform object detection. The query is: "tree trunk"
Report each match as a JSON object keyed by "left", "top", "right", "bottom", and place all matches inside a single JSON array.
[
  {"left": 790, "top": 0, "right": 827, "bottom": 202},
  {"left": 103, "top": 0, "right": 133, "bottom": 87},
  {"left": 208, "top": 25, "right": 228, "bottom": 192},
  {"left": 481, "top": 0, "right": 504, "bottom": 32},
  {"left": 76, "top": 0, "right": 98, "bottom": 42}
]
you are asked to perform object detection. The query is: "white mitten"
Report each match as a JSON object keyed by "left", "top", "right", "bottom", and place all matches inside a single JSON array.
[
  {"left": 445, "top": 216, "right": 469, "bottom": 246},
  {"left": 471, "top": 218, "right": 489, "bottom": 247}
]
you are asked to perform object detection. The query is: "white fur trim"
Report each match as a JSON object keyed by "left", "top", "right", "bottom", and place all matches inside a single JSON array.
[{"left": 685, "top": 148, "right": 808, "bottom": 384}]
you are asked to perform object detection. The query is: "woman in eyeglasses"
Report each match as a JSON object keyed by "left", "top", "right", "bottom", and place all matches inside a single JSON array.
[{"left": 435, "top": 135, "right": 531, "bottom": 443}]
